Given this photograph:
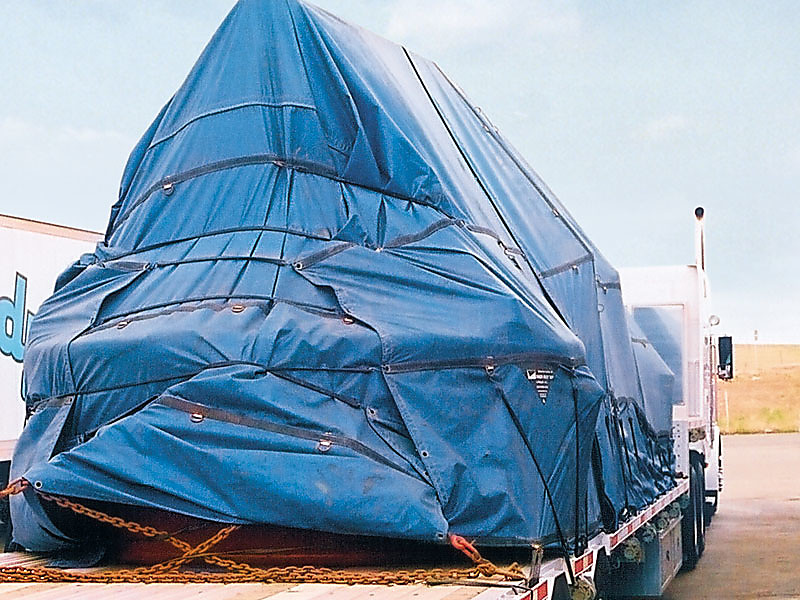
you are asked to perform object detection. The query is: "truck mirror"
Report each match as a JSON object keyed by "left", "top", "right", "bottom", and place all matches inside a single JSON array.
[{"left": 717, "top": 336, "right": 734, "bottom": 380}]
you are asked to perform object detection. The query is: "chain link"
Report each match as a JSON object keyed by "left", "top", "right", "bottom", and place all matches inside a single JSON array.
[
  {"left": 0, "top": 482, "right": 525, "bottom": 586},
  {"left": 0, "top": 478, "right": 28, "bottom": 499}
]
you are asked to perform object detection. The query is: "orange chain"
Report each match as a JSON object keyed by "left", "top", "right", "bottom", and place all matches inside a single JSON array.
[{"left": 0, "top": 480, "right": 525, "bottom": 586}]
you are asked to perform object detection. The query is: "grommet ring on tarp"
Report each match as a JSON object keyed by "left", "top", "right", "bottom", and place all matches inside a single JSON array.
[
  {"left": 162, "top": 182, "right": 175, "bottom": 196},
  {"left": 484, "top": 357, "right": 496, "bottom": 376}
]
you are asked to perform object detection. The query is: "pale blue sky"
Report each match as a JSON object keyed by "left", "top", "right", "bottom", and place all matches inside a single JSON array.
[{"left": 1, "top": 1, "right": 798, "bottom": 343}]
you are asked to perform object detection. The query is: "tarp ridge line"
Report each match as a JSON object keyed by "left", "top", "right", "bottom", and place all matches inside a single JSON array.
[
  {"left": 105, "top": 225, "right": 334, "bottom": 262},
  {"left": 30, "top": 361, "right": 377, "bottom": 428},
  {"left": 71, "top": 362, "right": 380, "bottom": 403},
  {"left": 106, "top": 218, "right": 525, "bottom": 272},
  {"left": 293, "top": 242, "right": 355, "bottom": 270},
  {"left": 111, "top": 153, "right": 448, "bottom": 237},
  {"left": 159, "top": 395, "right": 415, "bottom": 476},
  {"left": 383, "top": 217, "right": 459, "bottom": 249},
  {"left": 434, "top": 63, "right": 594, "bottom": 260},
  {"left": 267, "top": 370, "right": 361, "bottom": 409},
  {"left": 111, "top": 154, "right": 327, "bottom": 234},
  {"left": 383, "top": 351, "right": 581, "bottom": 375},
  {"left": 403, "top": 49, "right": 538, "bottom": 278},
  {"left": 147, "top": 101, "right": 319, "bottom": 151},
  {"left": 102, "top": 255, "right": 288, "bottom": 271},
  {"left": 432, "top": 62, "right": 593, "bottom": 329},
  {"left": 538, "top": 254, "right": 594, "bottom": 280},
  {"left": 596, "top": 280, "right": 622, "bottom": 291},
  {"left": 83, "top": 295, "right": 341, "bottom": 334}
]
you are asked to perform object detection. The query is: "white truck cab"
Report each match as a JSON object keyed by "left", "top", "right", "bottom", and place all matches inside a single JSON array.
[{"left": 620, "top": 207, "right": 733, "bottom": 570}]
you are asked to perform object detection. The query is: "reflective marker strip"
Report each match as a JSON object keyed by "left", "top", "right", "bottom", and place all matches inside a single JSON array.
[
  {"left": 534, "top": 580, "right": 548, "bottom": 600},
  {"left": 517, "top": 580, "right": 548, "bottom": 600},
  {"left": 572, "top": 551, "right": 595, "bottom": 575},
  {"left": 608, "top": 480, "right": 690, "bottom": 549}
]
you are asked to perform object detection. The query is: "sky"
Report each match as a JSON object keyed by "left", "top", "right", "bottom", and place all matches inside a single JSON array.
[{"left": 1, "top": 1, "right": 798, "bottom": 343}]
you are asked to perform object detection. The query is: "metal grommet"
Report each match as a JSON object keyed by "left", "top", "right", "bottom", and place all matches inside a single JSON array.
[
  {"left": 342, "top": 316, "right": 355, "bottom": 325},
  {"left": 435, "top": 532, "right": 446, "bottom": 540},
  {"left": 316, "top": 439, "right": 332, "bottom": 453},
  {"left": 190, "top": 413, "right": 205, "bottom": 424},
  {"left": 162, "top": 182, "right": 175, "bottom": 196},
  {"left": 231, "top": 304, "right": 245, "bottom": 314},
  {"left": 420, "top": 450, "right": 430, "bottom": 458},
  {"left": 367, "top": 407, "right": 377, "bottom": 417},
  {"left": 117, "top": 321, "right": 129, "bottom": 330},
  {"left": 382, "top": 364, "right": 391, "bottom": 374},
  {"left": 294, "top": 262, "right": 304, "bottom": 270},
  {"left": 33, "top": 481, "right": 43, "bottom": 489}
]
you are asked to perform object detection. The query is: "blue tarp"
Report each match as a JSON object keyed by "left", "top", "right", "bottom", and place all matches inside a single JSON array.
[{"left": 11, "top": 0, "right": 672, "bottom": 555}]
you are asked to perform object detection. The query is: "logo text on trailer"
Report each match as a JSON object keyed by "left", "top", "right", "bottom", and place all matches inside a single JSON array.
[{"left": 1, "top": 273, "right": 33, "bottom": 363}]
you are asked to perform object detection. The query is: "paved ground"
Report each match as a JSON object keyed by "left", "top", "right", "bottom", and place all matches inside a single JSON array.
[{"left": 663, "top": 433, "right": 800, "bottom": 600}]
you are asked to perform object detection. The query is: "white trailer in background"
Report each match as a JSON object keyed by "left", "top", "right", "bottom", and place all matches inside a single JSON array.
[{"left": 0, "top": 215, "right": 101, "bottom": 461}]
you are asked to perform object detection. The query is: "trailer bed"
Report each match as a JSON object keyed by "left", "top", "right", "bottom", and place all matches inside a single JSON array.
[
  {"left": 0, "top": 481, "right": 688, "bottom": 600},
  {"left": 0, "top": 579, "right": 491, "bottom": 600}
]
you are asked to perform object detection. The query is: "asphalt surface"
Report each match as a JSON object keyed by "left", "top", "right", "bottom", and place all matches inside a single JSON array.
[{"left": 663, "top": 433, "right": 800, "bottom": 600}]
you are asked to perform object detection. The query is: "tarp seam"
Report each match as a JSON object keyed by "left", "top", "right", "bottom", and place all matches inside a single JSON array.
[{"left": 148, "top": 101, "right": 318, "bottom": 151}]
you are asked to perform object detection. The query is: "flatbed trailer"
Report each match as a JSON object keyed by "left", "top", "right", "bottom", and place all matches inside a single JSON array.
[
  {"left": 0, "top": 479, "right": 688, "bottom": 599},
  {"left": 0, "top": 213, "right": 717, "bottom": 600},
  {"left": 0, "top": 223, "right": 723, "bottom": 599}
]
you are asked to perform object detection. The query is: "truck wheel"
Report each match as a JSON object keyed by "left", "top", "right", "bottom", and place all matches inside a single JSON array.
[
  {"left": 681, "top": 488, "right": 699, "bottom": 570},
  {"left": 693, "top": 459, "right": 706, "bottom": 558},
  {"left": 681, "top": 455, "right": 704, "bottom": 570}
]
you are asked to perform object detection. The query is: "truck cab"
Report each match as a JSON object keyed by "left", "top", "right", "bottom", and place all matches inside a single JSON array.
[{"left": 619, "top": 208, "right": 733, "bottom": 571}]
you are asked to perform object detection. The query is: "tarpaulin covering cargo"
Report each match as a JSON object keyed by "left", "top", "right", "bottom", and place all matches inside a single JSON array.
[{"left": 10, "top": 0, "right": 672, "bottom": 557}]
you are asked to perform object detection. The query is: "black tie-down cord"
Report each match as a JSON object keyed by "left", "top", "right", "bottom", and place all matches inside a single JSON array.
[{"left": 487, "top": 366, "right": 577, "bottom": 586}]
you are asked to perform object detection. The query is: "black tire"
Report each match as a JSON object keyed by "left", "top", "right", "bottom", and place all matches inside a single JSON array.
[
  {"left": 681, "top": 454, "right": 704, "bottom": 570},
  {"left": 681, "top": 490, "right": 699, "bottom": 570},
  {"left": 551, "top": 575, "right": 571, "bottom": 600},
  {"left": 693, "top": 459, "right": 706, "bottom": 558}
]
